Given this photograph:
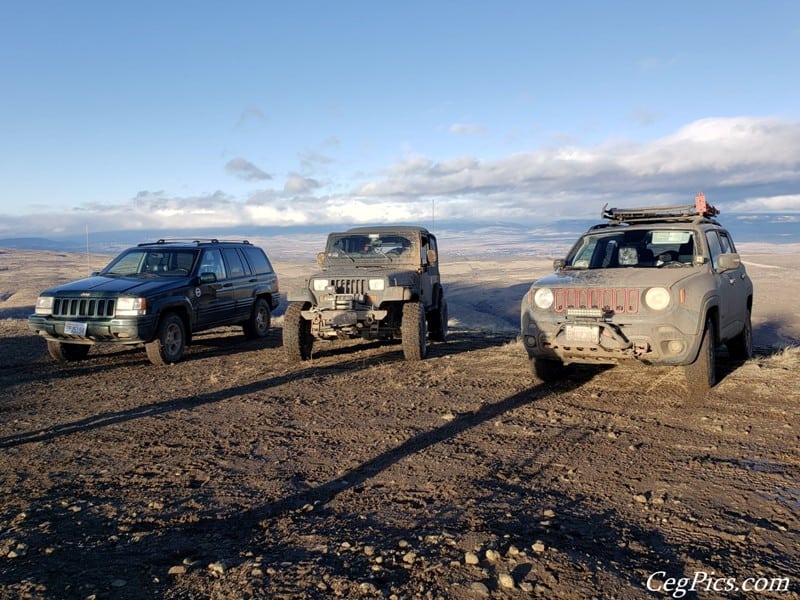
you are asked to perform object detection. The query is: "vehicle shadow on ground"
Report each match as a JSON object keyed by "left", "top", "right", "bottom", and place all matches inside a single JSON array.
[
  {"left": 0, "top": 346, "right": 396, "bottom": 448},
  {"left": 0, "top": 305, "right": 33, "bottom": 319},
  {"left": 1, "top": 370, "right": 608, "bottom": 598}
]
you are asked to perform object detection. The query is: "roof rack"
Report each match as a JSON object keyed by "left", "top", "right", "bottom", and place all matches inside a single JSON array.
[
  {"left": 137, "top": 239, "right": 252, "bottom": 246},
  {"left": 601, "top": 192, "right": 720, "bottom": 224}
]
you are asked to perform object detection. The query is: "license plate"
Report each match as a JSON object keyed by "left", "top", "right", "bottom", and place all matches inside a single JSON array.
[
  {"left": 64, "top": 321, "right": 88, "bottom": 336},
  {"left": 565, "top": 324, "right": 599, "bottom": 343}
]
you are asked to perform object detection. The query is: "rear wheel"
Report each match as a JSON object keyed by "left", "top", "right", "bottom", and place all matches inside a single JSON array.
[
  {"left": 47, "top": 341, "right": 90, "bottom": 362},
  {"left": 685, "top": 318, "right": 716, "bottom": 391},
  {"left": 727, "top": 309, "right": 752, "bottom": 360},
  {"left": 283, "top": 302, "right": 313, "bottom": 362},
  {"left": 401, "top": 301, "right": 428, "bottom": 360},
  {"left": 145, "top": 313, "right": 186, "bottom": 365},
  {"left": 243, "top": 297, "right": 272, "bottom": 339},
  {"left": 428, "top": 296, "right": 448, "bottom": 342}
]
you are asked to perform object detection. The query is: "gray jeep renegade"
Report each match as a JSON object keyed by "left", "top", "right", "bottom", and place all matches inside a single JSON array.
[
  {"left": 283, "top": 226, "right": 447, "bottom": 361},
  {"left": 520, "top": 194, "right": 753, "bottom": 391}
]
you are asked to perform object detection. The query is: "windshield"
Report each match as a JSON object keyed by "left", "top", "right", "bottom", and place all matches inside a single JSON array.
[
  {"left": 565, "top": 229, "right": 696, "bottom": 269},
  {"left": 101, "top": 249, "right": 199, "bottom": 277},
  {"left": 323, "top": 233, "right": 418, "bottom": 264}
]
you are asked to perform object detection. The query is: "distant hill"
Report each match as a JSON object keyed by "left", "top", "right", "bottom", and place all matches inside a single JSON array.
[{"left": 0, "top": 215, "right": 797, "bottom": 256}]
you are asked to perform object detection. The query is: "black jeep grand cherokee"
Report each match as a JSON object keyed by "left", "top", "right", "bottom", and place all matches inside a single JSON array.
[{"left": 28, "top": 239, "right": 280, "bottom": 365}]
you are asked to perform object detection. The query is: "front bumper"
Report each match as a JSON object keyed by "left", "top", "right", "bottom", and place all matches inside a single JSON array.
[
  {"left": 27, "top": 315, "right": 158, "bottom": 345},
  {"left": 521, "top": 313, "right": 701, "bottom": 366}
]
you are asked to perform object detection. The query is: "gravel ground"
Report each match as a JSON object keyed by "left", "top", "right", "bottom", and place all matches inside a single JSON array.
[{"left": 1, "top": 315, "right": 798, "bottom": 599}]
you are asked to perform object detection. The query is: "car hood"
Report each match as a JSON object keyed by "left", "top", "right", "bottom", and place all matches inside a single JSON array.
[
  {"left": 532, "top": 268, "right": 699, "bottom": 288},
  {"left": 43, "top": 275, "right": 191, "bottom": 296}
]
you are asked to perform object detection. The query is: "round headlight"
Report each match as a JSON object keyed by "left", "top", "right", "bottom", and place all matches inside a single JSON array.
[
  {"left": 645, "top": 287, "right": 670, "bottom": 311},
  {"left": 312, "top": 279, "right": 329, "bottom": 291},
  {"left": 533, "top": 287, "right": 554, "bottom": 309}
]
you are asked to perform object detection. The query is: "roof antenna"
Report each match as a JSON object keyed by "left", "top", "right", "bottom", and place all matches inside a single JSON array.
[{"left": 85, "top": 224, "right": 91, "bottom": 276}]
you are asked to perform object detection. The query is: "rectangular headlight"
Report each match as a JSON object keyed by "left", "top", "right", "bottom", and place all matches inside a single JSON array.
[
  {"left": 368, "top": 279, "right": 385, "bottom": 291},
  {"left": 312, "top": 279, "right": 329, "bottom": 291},
  {"left": 115, "top": 297, "right": 147, "bottom": 316},
  {"left": 35, "top": 296, "right": 54, "bottom": 315}
]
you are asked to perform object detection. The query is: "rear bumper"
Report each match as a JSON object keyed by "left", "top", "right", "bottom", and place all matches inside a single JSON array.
[{"left": 28, "top": 315, "right": 158, "bottom": 345}]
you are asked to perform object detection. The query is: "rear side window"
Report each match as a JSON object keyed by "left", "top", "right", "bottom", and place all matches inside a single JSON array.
[
  {"left": 222, "top": 248, "right": 248, "bottom": 278},
  {"left": 242, "top": 247, "right": 274, "bottom": 274}
]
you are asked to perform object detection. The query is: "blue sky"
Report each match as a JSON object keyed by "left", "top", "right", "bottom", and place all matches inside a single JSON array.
[{"left": 2, "top": 0, "right": 800, "bottom": 238}]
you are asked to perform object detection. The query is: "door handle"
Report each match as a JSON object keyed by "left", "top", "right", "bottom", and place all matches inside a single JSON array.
[{"left": 223, "top": 283, "right": 233, "bottom": 288}]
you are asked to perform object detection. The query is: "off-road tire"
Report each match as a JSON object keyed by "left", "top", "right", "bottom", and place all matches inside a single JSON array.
[
  {"left": 428, "top": 297, "right": 448, "bottom": 342},
  {"left": 685, "top": 317, "right": 716, "bottom": 391},
  {"left": 402, "top": 301, "right": 428, "bottom": 360},
  {"left": 283, "top": 302, "right": 313, "bottom": 362},
  {"left": 532, "top": 357, "right": 565, "bottom": 383},
  {"left": 47, "top": 341, "right": 91, "bottom": 362},
  {"left": 243, "top": 297, "right": 272, "bottom": 339},
  {"left": 727, "top": 309, "right": 752, "bottom": 360},
  {"left": 145, "top": 313, "right": 186, "bottom": 365}
]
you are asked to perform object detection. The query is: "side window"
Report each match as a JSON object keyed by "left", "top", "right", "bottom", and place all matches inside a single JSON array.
[
  {"left": 719, "top": 231, "right": 734, "bottom": 254},
  {"left": 243, "top": 247, "right": 273, "bottom": 274},
  {"left": 421, "top": 235, "right": 430, "bottom": 265},
  {"left": 222, "top": 248, "right": 247, "bottom": 278},
  {"left": 200, "top": 249, "right": 227, "bottom": 280},
  {"left": 705, "top": 231, "right": 722, "bottom": 270}
]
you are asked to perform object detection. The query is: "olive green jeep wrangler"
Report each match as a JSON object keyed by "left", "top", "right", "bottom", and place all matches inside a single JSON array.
[
  {"left": 283, "top": 226, "right": 447, "bottom": 361},
  {"left": 520, "top": 194, "right": 753, "bottom": 391}
]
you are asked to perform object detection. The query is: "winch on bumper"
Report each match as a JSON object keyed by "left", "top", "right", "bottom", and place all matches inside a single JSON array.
[
  {"left": 521, "top": 307, "right": 699, "bottom": 366},
  {"left": 301, "top": 292, "right": 389, "bottom": 338}
]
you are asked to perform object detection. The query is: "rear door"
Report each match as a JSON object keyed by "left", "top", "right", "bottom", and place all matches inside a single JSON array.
[
  {"left": 221, "top": 247, "right": 254, "bottom": 322},
  {"left": 195, "top": 248, "right": 236, "bottom": 328}
]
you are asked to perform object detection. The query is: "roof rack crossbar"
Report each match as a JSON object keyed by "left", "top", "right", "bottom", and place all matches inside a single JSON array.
[
  {"left": 602, "top": 192, "right": 720, "bottom": 223},
  {"left": 137, "top": 238, "right": 252, "bottom": 246}
]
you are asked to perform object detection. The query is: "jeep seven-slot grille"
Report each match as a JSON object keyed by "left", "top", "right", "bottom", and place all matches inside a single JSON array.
[
  {"left": 331, "top": 279, "right": 366, "bottom": 294},
  {"left": 553, "top": 287, "right": 639, "bottom": 314},
  {"left": 53, "top": 297, "right": 116, "bottom": 318}
]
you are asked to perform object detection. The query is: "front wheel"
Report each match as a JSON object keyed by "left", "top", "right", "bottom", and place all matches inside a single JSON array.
[
  {"left": 145, "top": 313, "right": 186, "bottom": 365},
  {"left": 685, "top": 318, "right": 716, "bottom": 391},
  {"left": 243, "top": 297, "right": 272, "bottom": 339},
  {"left": 47, "top": 341, "right": 91, "bottom": 362},
  {"left": 531, "top": 357, "right": 565, "bottom": 383},
  {"left": 401, "top": 301, "right": 428, "bottom": 360},
  {"left": 283, "top": 302, "right": 313, "bottom": 362}
]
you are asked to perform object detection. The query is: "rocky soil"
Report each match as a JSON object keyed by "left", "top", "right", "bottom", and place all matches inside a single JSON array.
[
  {"left": 0, "top": 317, "right": 798, "bottom": 599},
  {"left": 0, "top": 249, "right": 798, "bottom": 599}
]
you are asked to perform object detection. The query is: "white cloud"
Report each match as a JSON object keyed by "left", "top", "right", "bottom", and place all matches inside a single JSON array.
[
  {"left": 449, "top": 122, "right": 486, "bottom": 136},
  {"left": 225, "top": 157, "right": 272, "bottom": 181},
  {"left": 2, "top": 116, "right": 799, "bottom": 237}
]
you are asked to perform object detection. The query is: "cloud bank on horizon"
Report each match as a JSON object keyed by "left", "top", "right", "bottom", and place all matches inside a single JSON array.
[{"left": 3, "top": 116, "right": 799, "bottom": 237}]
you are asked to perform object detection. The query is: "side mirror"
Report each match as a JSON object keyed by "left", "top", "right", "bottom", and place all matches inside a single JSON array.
[
  {"left": 553, "top": 259, "right": 566, "bottom": 271},
  {"left": 316, "top": 252, "right": 325, "bottom": 268},
  {"left": 199, "top": 272, "right": 217, "bottom": 284},
  {"left": 426, "top": 249, "right": 438, "bottom": 265},
  {"left": 717, "top": 253, "right": 741, "bottom": 272}
]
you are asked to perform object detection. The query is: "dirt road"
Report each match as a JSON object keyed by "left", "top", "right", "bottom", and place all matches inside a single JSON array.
[{"left": 1, "top": 314, "right": 798, "bottom": 599}]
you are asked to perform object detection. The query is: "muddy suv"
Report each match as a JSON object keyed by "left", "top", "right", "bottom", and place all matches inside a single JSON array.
[
  {"left": 520, "top": 194, "right": 753, "bottom": 391},
  {"left": 284, "top": 226, "right": 447, "bottom": 361},
  {"left": 28, "top": 239, "right": 280, "bottom": 365}
]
